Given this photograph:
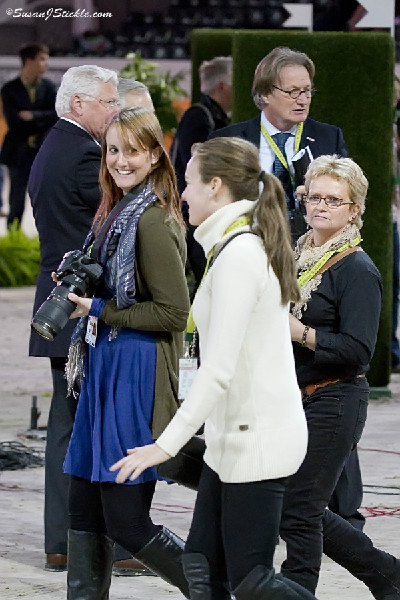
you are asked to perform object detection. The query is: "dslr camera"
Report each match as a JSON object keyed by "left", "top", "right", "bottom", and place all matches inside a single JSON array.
[{"left": 31, "top": 250, "right": 103, "bottom": 341}]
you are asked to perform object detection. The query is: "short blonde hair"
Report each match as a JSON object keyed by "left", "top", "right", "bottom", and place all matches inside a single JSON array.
[{"left": 304, "top": 155, "right": 368, "bottom": 229}]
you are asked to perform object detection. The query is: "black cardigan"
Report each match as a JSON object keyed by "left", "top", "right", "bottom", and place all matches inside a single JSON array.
[{"left": 294, "top": 251, "right": 382, "bottom": 388}]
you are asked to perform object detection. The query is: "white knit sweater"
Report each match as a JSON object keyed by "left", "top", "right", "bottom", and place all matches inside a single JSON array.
[{"left": 157, "top": 200, "right": 307, "bottom": 483}]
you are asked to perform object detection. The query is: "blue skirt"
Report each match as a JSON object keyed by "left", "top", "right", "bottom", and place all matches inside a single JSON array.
[{"left": 64, "top": 322, "right": 162, "bottom": 485}]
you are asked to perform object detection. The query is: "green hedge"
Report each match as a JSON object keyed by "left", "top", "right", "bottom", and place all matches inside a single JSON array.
[
  {"left": 0, "top": 224, "right": 40, "bottom": 286},
  {"left": 191, "top": 29, "right": 394, "bottom": 386}
]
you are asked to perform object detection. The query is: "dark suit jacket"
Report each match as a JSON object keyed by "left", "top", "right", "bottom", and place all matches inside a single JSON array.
[
  {"left": 170, "top": 94, "right": 230, "bottom": 195},
  {"left": 0, "top": 76, "right": 57, "bottom": 166},
  {"left": 210, "top": 114, "right": 348, "bottom": 162},
  {"left": 28, "top": 119, "right": 102, "bottom": 358}
]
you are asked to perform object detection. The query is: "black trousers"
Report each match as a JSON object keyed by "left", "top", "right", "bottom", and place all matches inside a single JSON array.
[
  {"left": 185, "top": 462, "right": 286, "bottom": 590},
  {"left": 69, "top": 475, "right": 160, "bottom": 554},
  {"left": 6, "top": 146, "right": 36, "bottom": 227},
  {"left": 45, "top": 357, "right": 77, "bottom": 554},
  {"left": 328, "top": 445, "right": 365, "bottom": 530},
  {"left": 322, "top": 506, "right": 400, "bottom": 598},
  {"left": 279, "top": 378, "right": 369, "bottom": 593}
]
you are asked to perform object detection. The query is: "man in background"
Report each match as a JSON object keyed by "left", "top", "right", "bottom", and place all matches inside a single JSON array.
[
  {"left": 0, "top": 44, "right": 57, "bottom": 227},
  {"left": 211, "top": 46, "right": 347, "bottom": 243},
  {"left": 118, "top": 78, "right": 154, "bottom": 111},
  {"left": 170, "top": 56, "right": 233, "bottom": 293}
]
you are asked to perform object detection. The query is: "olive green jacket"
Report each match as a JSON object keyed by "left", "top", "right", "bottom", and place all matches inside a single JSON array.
[{"left": 101, "top": 205, "right": 190, "bottom": 438}]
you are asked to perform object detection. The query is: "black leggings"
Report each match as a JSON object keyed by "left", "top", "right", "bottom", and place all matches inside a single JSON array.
[
  {"left": 185, "top": 463, "right": 286, "bottom": 589},
  {"left": 69, "top": 475, "right": 160, "bottom": 554}
]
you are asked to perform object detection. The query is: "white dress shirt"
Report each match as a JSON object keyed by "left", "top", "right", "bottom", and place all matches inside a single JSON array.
[{"left": 259, "top": 112, "right": 297, "bottom": 177}]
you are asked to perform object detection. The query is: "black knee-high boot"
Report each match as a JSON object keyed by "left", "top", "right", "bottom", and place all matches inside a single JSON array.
[
  {"left": 233, "top": 565, "right": 318, "bottom": 600},
  {"left": 134, "top": 526, "right": 190, "bottom": 598},
  {"left": 67, "top": 529, "right": 114, "bottom": 599},
  {"left": 323, "top": 510, "right": 400, "bottom": 600},
  {"left": 182, "top": 553, "right": 231, "bottom": 599}
]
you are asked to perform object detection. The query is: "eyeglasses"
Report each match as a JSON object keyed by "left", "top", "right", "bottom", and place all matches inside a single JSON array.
[
  {"left": 272, "top": 85, "right": 316, "bottom": 99},
  {"left": 81, "top": 94, "right": 121, "bottom": 109},
  {"left": 303, "top": 195, "right": 355, "bottom": 208}
]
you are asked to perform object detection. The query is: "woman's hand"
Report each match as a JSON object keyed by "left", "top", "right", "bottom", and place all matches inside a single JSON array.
[
  {"left": 68, "top": 293, "right": 93, "bottom": 319},
  {"left": 289, "top": 314, "right": 316, "bottom": 350},
  {"left": 51, "top": 277, "right": 91, "bottom": 319},
  {"left": 110, "top": 444, "right": 171, "bottom": 484},
  {"left": 18, "top": 110, "right": 34, "bottom": 121}
]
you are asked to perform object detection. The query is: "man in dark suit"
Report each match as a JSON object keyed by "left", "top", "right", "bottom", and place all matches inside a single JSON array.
[
  {"left": 28, "top": 64, "right": 121, "bottom": 571},
  {"left": 211, "top": 46, "right": 347, "bottom": 242},
  {"left": 171, "top": 56, "right": 232, "bottom": 196},
  {"left": 171, "top": 56, "right": 232, "bottom": 294},
  {"left": 0, "top": 44, "right": 57, "bottom": 227}
]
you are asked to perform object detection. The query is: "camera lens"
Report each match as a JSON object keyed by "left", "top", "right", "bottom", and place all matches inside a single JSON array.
[
  {"left": 31, "top": 251, "right": 103, "bottom": 342},
  {"left": 31, "top": 283, "right": 77, "bottom": 341}
]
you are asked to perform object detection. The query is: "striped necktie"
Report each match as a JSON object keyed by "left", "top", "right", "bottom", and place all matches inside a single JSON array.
[{"left": 272, "top": 132, "right": 294, "bottom": 209}]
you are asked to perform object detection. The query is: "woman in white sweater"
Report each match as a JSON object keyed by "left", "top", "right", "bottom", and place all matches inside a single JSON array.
[{"left": 111, "top": 137, "right": 315, "bottom": 600}]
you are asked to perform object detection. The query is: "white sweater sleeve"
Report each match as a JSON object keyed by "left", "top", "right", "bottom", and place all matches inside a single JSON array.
[{"left": 157, "top": 239, "right": 266, "bottom": 456}]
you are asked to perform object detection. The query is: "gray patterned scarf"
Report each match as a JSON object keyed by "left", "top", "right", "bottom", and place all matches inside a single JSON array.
[{"left": 66, "top": 180, "right": 157, "bottom": 395}]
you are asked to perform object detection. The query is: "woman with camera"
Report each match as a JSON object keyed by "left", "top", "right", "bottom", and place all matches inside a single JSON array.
[
  {"left": 279, "top": 155, "right": 400, "bottom": 599},
  {"left": 110, "top": 136, "right": 318, "bottom": 600},
  {"left": 61, "top": 108, "right": 190, "bottom": 598}
]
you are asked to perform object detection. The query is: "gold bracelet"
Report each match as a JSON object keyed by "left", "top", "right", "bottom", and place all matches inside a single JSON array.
[{"left": 301, "top": 325, "right": 310, "bottom": 346}]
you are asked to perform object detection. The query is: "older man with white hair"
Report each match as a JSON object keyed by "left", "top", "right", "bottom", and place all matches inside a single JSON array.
[
  {"left": 28, "top": 65, "right": 141, "bottom": 574},
  {"left": 118, "top": 77, "right": 154, "bottom": 111}
]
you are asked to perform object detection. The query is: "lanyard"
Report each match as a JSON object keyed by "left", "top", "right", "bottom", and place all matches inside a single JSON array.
[
  {"left": 186, "top": 216, "right": 250, "bottom": 339},
  {"left": 297, "top": 237, "right": 361, "bottom": 288},
  {"left": 261, "top": 121, "right": 304, "bottom": 173}
]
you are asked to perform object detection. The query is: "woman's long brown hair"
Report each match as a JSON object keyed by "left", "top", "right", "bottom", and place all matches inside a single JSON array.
[
  {"left": 254, "top": 171, "right": 300, "bottom": 304},
  {"left": 95, "top": 108, "right": 184, "bottom": 231}
]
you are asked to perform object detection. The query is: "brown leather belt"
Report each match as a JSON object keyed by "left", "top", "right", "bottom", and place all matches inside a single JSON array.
[{"left": 301, "top": 373, "right": 366, "bottom": 399}]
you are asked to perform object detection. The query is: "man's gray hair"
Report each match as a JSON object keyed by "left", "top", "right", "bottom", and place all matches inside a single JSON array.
[
  {"left": 118, "top": 78, "right": 150, "bottom": 104},
  {"left": 252, "top": 47, "right": 315, "bottom": 110},
  {"left": 199, "top": 56, "right": 233, "bottom": 95},
  {"left": 55, "top": 65, "right": 118, "bottom": 116}
]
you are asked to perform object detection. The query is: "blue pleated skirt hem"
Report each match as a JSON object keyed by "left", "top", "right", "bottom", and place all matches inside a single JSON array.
[{"left": 64, "top": 323, "right": 164, "bottom": 485}]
